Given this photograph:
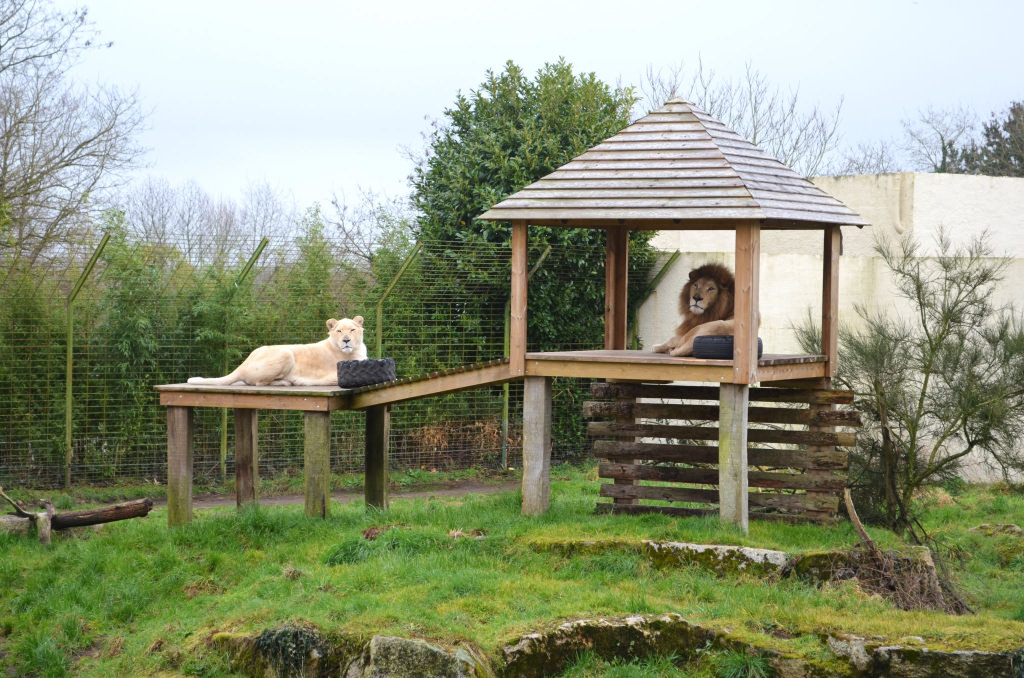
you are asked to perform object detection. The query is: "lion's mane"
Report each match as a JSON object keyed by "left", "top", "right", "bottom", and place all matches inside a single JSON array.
[{"left": 673, "top": 262, "right": 735, "bottom": 337}]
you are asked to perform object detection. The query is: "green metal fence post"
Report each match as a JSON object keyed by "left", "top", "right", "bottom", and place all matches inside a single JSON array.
[
  {"left": 65, "top": 233, "right": 111, "bottom": 488},
  {"left": 219, "top": 237, "right": 270, "bottom": 478},
  {"left": 375, "top": 242, "right": 422, "bottom": 359},
  {"left": 502, "top": 245, "right": 551, "bottom": 468}
]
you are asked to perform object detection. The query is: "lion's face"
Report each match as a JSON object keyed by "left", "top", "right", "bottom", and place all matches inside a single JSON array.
[
  {"left": 686, "top": 277, "right": 723, "bottom": 316},
  {"left": 327, "top": 316, "right": 365, "bottom": 354},
  {"left": 678, "top": 263, "right": 734, "bottom": 324}
]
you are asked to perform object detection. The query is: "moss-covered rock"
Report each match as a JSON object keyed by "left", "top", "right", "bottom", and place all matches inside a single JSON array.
[
  {"left": 500, "top": 613, "right": 724, "bottom": 678},
  {"left": 344, "top": 636, "right": 487, "bottom": 678},
  {"left": 968, "top": 523, "right": 1024, "bottom": 538},
  {"left": 828, "top": 634, "right": 1024, "bottom": 677},
  {"left": 642, "top": 540, "right": 789, "bottom": 577}
]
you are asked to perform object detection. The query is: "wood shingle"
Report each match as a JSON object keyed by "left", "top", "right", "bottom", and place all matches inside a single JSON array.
[{"left": 479, "top": 98, "right": 868, "bottom": 229}]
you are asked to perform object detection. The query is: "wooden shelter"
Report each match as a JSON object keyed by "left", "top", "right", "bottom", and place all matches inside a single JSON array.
[{"left": 479, "top": 98, "right": 867, "bottom": 531}]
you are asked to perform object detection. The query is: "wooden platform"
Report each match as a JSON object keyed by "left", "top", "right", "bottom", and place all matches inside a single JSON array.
[
  {"left": 525, "top": 350, "right": 828, "bottom": 383},
  {"left": 155, "top": 351, "right": 830, "bottom": 527}
]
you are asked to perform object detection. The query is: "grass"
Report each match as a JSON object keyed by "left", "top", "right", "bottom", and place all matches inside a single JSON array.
[{"left": 1, "top": 465, "right": 1022, "bottom": 677}]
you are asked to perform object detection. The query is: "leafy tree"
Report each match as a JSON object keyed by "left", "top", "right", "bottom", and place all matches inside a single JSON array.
[
  {"left": 952, "top": 101, "right": 1024, "bottom": 177},
  {"left": 411, "top": 58, "right": 655, "bottom": 352},
  {"left": 797, "top": 231, "right": 1024, "bottom": 536},
  {"left": 0, "top": 0, "right": 144, "bottom": 270}
]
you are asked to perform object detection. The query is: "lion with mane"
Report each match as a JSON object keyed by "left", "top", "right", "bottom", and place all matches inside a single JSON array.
[{"left": 652, "top": 263, "right": 737, "bottom": 357}]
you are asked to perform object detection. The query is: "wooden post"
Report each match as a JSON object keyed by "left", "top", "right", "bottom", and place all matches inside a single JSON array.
[
  {"left": 303, "top": 411, "right": 331, "bottom": 519},
  {"left": 233, "top": 408, "right": 258, "bottom": 510},
  {"left": 612, "top": 390, "right": 638, "bottom": 507},
  {"left": 604, "top": 227, "right": 628, "bottom": 350},
  {"left": 823, "top": 226, "right": 840, "bottom": 377},
  {"left": 719, "top": 383, "right": 749, "bottom": 533},
  {"left": 733, "top": 221, "right": 761, "bottom": 384},
  {"left": 365, "top": 404, "right": 391, "bottom": 510},
  {"left": 510, "top": 220, "right": 528, "bottom": 376},
  {"left": 522, "top": 376, "right": 552, "bottom": 515},
  {"left": 167, "top": 406, "right": 194, "bottom": 527}
]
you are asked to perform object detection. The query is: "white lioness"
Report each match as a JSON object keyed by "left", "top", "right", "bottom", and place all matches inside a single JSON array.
[{"left": 187, "top": 316, "right": 367, "bottom": 386}]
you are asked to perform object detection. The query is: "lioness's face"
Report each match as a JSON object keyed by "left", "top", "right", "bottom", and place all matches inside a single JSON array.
[
  {"left": 687, "top": 277, "right": 720, "bottom": 315},
  {"left": 327, "top": 316, "right": 364, "bottom": 353}
]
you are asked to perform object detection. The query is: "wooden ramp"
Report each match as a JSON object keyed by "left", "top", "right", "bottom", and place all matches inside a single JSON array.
[{"left": 347, "top": 358, "right": 514, "bottom": 409}]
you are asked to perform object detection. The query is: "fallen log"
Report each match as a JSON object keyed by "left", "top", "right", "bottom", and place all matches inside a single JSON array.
[{"left": 0, "top": 487, "right": 153, "bottom": 544}]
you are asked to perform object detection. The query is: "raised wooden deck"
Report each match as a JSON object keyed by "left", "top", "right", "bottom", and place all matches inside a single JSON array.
[
  {"left": 525, "top": 350, "right": 828, "bottom": 383},
  {"left": 155, "top": 350, "right": 829, "bottom": 526}
]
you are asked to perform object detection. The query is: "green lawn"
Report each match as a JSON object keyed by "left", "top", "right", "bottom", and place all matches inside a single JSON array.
[{"left": 1, "top": 466, "right": 1022, "bottom": 677}]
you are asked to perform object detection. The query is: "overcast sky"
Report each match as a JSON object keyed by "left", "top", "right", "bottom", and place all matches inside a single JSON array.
[{"left": 61, "top": 0, "right": 1024, "bottom": 211}]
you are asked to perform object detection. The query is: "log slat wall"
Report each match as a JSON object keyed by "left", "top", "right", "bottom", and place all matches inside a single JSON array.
[{"left": 586, "top": 382, "right": 857, "bottom": 524}]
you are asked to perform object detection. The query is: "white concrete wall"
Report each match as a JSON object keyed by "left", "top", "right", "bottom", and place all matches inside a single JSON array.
[
  {"left": 640, "top": 173, "right": 1024, "bottom": 355},
  {"left": 636, "top": 173, "right": 1024, "bottom": 481}
]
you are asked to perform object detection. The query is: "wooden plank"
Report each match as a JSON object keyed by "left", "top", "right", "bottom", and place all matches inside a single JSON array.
[
  {"left": 166, "top": 406, "right": 193, "bottom": 527},
  {"left": 823, "top": 226, "right": 840, "bottom": 377},
  {"left": 719, "top": 383, "right": 749, "bottom": 531},
  {"left": 499, "top": 197, "right": 759, "bottom": 209},
  {"left": 526, "top": 359, "right": 732, "bottom": 383},
  {"left": 233, "top": 408, "right": 258, "bottom": 509},
  {"left": 365, "top": 404, "right": 390, "bottom": 511},
  {"left": 598, "top": 462, "right": 847, "bottom": 491},
  {"left": 510, "top": 220, "right": 527, "bottom": 377},
  {"left": 522, "top": 376, "right": 552, "bottom": 516},
  {"left": 592, "top": 441, "right": 850, "bottom": 470},
  {"left": 582, "top": 400, "right": 861, "bottom": 426},
  {"left": 756, "top": 361, "right": 829, "bottom": 382},
  {"left": 733, "top": 222, "right": 760, "bottom": 384},
  {"left": 599, "top": 483, "right": 839, "bottom": 512},
  {"left": 160, "top": 391, "right": 347, "bottom": 411},
  {"left": 155, "top": 383, "right": 346, "bottom": 397},
  {"left": 605, "top": 227, "right": 628, "bottom": 350},
  {"left": 516, "top": 187, "right": 753, "bottom": 199},
  {"left": 303, "top": 411, "right": 331, "bottom": 519},
  {"left": 349, "top": 362, "right": 515, "bottom": 409},
  {"left": 587, "top": 421, "right": 856, "bottom": 447},
  {"left": 589, "top": 381, "right": 854, "bottom": 405}
]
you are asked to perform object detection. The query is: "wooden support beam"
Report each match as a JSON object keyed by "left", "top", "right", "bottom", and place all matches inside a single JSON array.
[
  {"left": 303, "top": 411, "right": 331, "bottom": 519},
  {"left": 365, "top": 404, "right": 391, "bottom": 511},
  {"left": 604, "top": 227, "right": 628, "bottom": 350},
  {"left": 733, "top": 222, "right": 760, "bottom": 385},
  {"left": 167, "top": 406, "right": 194, "bottom": 527},
  {"left": 718, "top": 383, "right": 749, "bottom": 533},
  {"left": 510, "top": 221, "right": 528, "bottom": 376},
  {"left": 522, "top": 376, "right": 552, "bottom": 515},
  {"left": 234, "top": 408, "right": 258, "bottom": 510},
  {"left": 823, "top": 226, "right": 840, "bottom": 378}
]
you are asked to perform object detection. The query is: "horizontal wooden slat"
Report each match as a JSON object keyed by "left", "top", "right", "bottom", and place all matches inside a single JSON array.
[
  {"left": 600, "top": 483, "right": 839, "bottom": 512},
  {"left": 513, "top": 187, "right": 753, "bottom": 199},
  {"left": 592, "top": 441, "right": 849, "bottom": 470},
  {"left": 598, "top": 462, "right": 847, "bottom": 491},
  {"left": 531, "top": 177, "right": 746, "bottom": 189},
  {"left": 588, "top": 421, "right": 856, "bottom": 447},
  {"left": 498, "top": 197, "right": 759, "bottom": 209},
  {"left": 583, "top": 400, "right": 860, "bottom": 426},
  {"left": 589, "top": 382, "right": 854, "bottom": 405}
]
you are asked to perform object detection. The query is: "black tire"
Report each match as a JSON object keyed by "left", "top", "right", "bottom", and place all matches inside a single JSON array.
[
  {"left": 691, "top": 335, "right": 763, "bottom": 360},
  {"left": 337, "top": 358, "right": 396, "bottom": 388}
]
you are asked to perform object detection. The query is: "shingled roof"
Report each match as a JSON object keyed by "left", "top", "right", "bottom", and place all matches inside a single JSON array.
[{"left": 479, "top": 98, "right": 867, "bottom": 228}]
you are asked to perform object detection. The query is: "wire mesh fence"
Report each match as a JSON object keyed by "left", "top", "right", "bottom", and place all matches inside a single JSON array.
[{"left": 0, "top": 227, "right": 665, "bottom": 489}]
